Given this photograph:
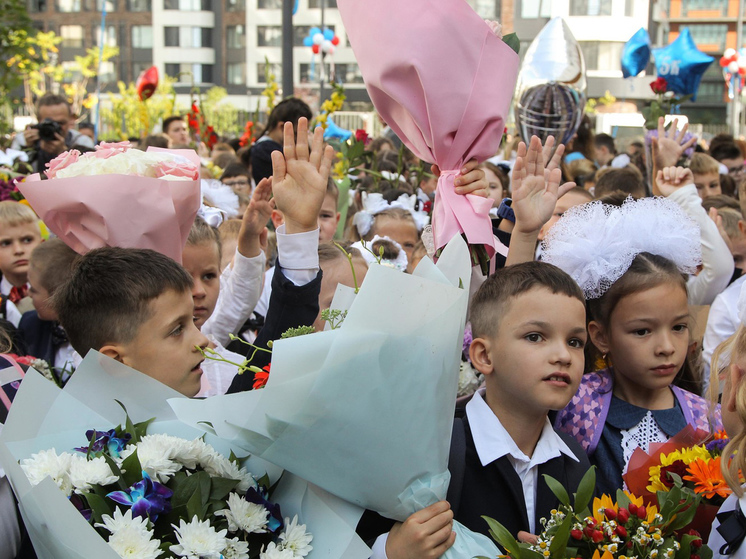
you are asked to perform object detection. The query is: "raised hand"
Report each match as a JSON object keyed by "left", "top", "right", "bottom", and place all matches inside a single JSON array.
[
  {"left": 653, "top": 116, "right": 697, "bottom": 169},
  {"left": 656, "top": 165, "right": 694, "bottom": 197},
  {"left": 271, "top": 117, "right": 335, "bottom": 234},
  {"left": 237, "top": 177, "right": 273, "bottom": 258},
  {"left": 511, "top": 136, "right": 575, "bottom": 235}
]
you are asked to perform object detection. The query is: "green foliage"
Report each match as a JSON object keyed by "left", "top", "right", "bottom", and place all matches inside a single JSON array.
[
  {"left": 281, "top": 325, "right": 316, "bottom": 338},
  {"left": 99, "top": 77, "right": 179, "bottom": 140},
  {"left": 320, "top": 308, "right": 347, "bottom": 330},
  {"left": 502, "top": 33, "right": 521, "bottom": 54}
]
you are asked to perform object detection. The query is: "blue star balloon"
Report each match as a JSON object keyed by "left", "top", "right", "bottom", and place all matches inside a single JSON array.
[
  {"left": 653, "top": 27, "right": 714, "bottom": 100},
  {"left": 323, "top": 117, "right": 353, "bottom": 141},
  {"left": 621, "top": 28, "right": 651, "bottom": 78}
]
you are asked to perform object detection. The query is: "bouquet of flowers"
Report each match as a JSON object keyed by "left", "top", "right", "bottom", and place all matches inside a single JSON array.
[
  {"left": 17, "top": 142, "right": 201, "bottom": 262},
  {"left": 0, "top": 352, "right": 364, "bottom": 559},
  {"left": 624, "top": 426, "right": 730, "bottom": 539},
  {"left": 486, "top": 467, "right": 713, "bottom": 559}
]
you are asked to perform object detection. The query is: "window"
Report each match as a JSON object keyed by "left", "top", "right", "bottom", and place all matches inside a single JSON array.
[
  {"left": 93, "top": 25, "right": 117, "bottom": 46},
  {"left": 29, "top": 0, "right": 47, "bottom": 12},
  {"left": 127, "top": 0, "right": 150, "bottom": 10},
  {"left": 695, "top": 81, "right": 724, "bottom": 103},
  {"left": 226, "top": 0, "right": 243, "bottom": 10},
  {"left": 308, "top": 0, "right": 337, "bottom": 6},
  {"left": 98, "top": 61, "right": 116, "bottom": 83},
  {"left": 227, "top": 25, "right": 245, "bottom": 49},
  {"left": 570, "top": 0, "right": 612, "bottom": 15},
  {"left": 165, "top": 63, "right": 213, "bottom": 83},
  {"left": 579, "top": 41, "right": 624, "bottom": 71},
  {"left": 61, "top": 60, "right": 83, "bottom": 83},
  {"left": 688, "top": 24, "right": 728, "bottom": 50},
  {"left": 165, "top": 63, "right": 180, "bottom": 78},
  {"left": 293, "top": 25, "right": 335, "bottom": 47},
  {"left": 625, "top": 0, "right": 633, "bottom": 16},
  {"left": 468, "top": 0, "right": 498, "bottom": 18},
  {"left": 335, "top": 63, "right": 364, "bottom": 84},
  {"left": 87, "top": 0, "right": 116, "bottom": 10},
  {"left": 164, "top": 0, "right": 208, "bottom": 9},
  {"left": 60, "top": 25, "right": 84, "bottom": 47},
  {"left": 257, "top": 62, "right": 281, "bottom": 83},
  {"left": 56, "top": 0, "right": 81, "bottom": 12},
  {"left": 227, "top": 63, "right": 245, "bottom": 85},
  {"left": 257, "top": 26, "right": 282, "bottom": 47},
  {"left": 257, "top": 0, "right": 281, "bottom": 7},
  {"left": 682, "top": 0, "right": 728, "bottom": 15},
  {"left": 132, "top": 25, "right": 152, "bottom": 48},
  {"left": 164, "top": 26, "right": 179, "bottom": 46},
  {"left": 132, "top": 62, "right": 151, "bottom": 80},
  {"left": 520, "top": 0, "right": 550, "bottom": 18}
]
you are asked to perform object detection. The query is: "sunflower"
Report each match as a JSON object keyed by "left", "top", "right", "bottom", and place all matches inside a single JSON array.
[
  {"left": 648, "top": 446, "right": 711, "bottom": 492},
  {"left": 683, "top": 456, "right": 732, "bottom": 500}
]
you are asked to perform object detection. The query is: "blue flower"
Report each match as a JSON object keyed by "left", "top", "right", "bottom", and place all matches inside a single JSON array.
[
  {"left": 75, "top": 429, "right": 131, "bottom": 459},
  {"left": 245, "top": 485, "right": 283, "bottom": 533},
  {"left": 706, "top": 438, "right": 729, "bottom": 456},
  {"left": 107, "top": 471, "right": 173, "bottom": 521}
]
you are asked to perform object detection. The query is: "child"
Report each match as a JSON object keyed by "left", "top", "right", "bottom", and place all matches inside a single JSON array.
[
  {"left": 54, "top": 246, "right": 210, "bottom": 397},
  {"left": 690, "top": 153, "right": 723, "bottom": 200},
  {"left": 314, "top": 242, "right": 369, "bottom": 331},
  {"left": 592, "top": 167, "right": 646, "bottom": 200},
  {"left": 18, "top": 238, "right": 80, "bottom": 379},
  {"left": 221, "top": 162, "right": 252, "bottom": 196},
  {"left": 547, "top": 175, "right": 723, "bottom": 496},
  {"left": 708, "top": 283, "right": 746, "bottom": 557},
  {"left": 0, "top": 201, "right": 43, "bottom": 319}
]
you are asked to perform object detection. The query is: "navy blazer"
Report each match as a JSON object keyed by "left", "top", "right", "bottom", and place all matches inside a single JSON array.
[{"left": 17, "top": 311, "right": 56, "bottom": 367}]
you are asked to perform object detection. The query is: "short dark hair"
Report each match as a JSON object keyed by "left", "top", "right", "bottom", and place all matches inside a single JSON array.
[
  {"left": 594, "top": 167, "right": 646, "bottom": 199},
  {"left": 470, "top": 261, "right": 584, "bottom": 339},
  {"left": 78, "top": 122, "right": 94, "bottom": 131},
  {"left": 29, "top": 239, "right": 79, "bottom": 294},
  {"left": 710, "top": 141, "right": 742, "bottom": 163},
  {"left": 36, "top": 93, "right": 71, "bottom": 116},
  {"left": 702, "top": 194, "right": 741, "bottom": 212},
  {"left": 54, "top": 247, "right": 193, "bottom": 357},
  {"left": 221, "top": 162, "right": 250, "bottom": 180},
  {"left": 594, "top": 133, "right": 616, "bottom": 154},
  {"left": 163, "top": 115, "right": 185, "bottom": 135},
  {"left": 261, "top": 98, "right": 312, "bottom": 138}
]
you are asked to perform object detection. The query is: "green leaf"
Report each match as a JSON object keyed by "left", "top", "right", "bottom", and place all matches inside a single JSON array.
[
  {"left": 186, "top": 484, "right": 204, "bottom": 520},
  {"left": 615, "top": 489, "right": 631, "bottom": 509},
  {"left": 102, "top": 454, "right": 128, "bottom": 491},
  {"left": 542, "top": 474, "right": 570, "bottom": 507},
  {"left": 548, "top": 513, "right": 573, "bottom": 557},
  {"left": 256, "top": 473, "right": 270, "bottom": 492},
  {"left": 84, "top": 492, "right": 112, "bottom": 525},
  {"left": 502, "top": 33, "right": 520, "bottom": 55},
  {"left": 573, "top": 466, "right": 596, "bottom": 514},
  {"left": 482, "top": 516, "right": 522, "bottom": 558},
  {"left": 119, "top": 450, "right": 143, "bottom": 488},
  {"left": 209, "top": 477, "right": 239, "bottom": 502}
]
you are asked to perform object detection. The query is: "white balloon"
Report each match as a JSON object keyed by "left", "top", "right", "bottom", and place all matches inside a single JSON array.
[
  {"left": 313, "top": 33, "right": 324, "bottom": 45},
  {"left": 328, "top": 45, "right": 335, "bottom": 55},
  {"left": 738, "top": 56, "right": 746, "bottom": 69},
  {"left": 729, "top": 60, "right": 740, "bottom": 73},
  {"left": 726, "top": 48, "right": 737, "bottom": 59},
  {"left": 322, "top": 39, "right": 333, "bottom": 52}
]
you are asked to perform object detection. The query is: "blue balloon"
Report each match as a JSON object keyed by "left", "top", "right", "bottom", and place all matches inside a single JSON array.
[
  {"left": 303, "top": 37, "right": 313, "bottom": 47},
  {"left": 653, "top": 27, "right": 714, "bottom": 100},
  {"left": 621, "top": 28, "right": 651, "bottom": 78},
  {"left": 293, "top": 0, "right": 298, "bottom": 14},
  {"left": 323, "top": 28, "right": 335, "bottom": 41},
  {"left": 324, "top": 117, "right": 352, "bottom": 141},
  {"left": 309, "top": 27, "right": 322, "bottom": 37}
]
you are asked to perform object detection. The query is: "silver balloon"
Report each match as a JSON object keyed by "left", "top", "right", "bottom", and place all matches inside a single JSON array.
[{"left": 514, "top": 17, "right": 587, "bottom": 145}]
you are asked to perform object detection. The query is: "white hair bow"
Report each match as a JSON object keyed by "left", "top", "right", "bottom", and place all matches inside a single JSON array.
[
  {"left": 201, "top": 179, "right": 239, "bottom": 219},
  {"left": 352, "top": 192, "right": 430, "bottom": 237}
]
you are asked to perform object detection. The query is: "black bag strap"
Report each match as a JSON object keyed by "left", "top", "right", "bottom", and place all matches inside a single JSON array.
[{"left": 446, "top": 417, "right": 467, "bottom": 514}]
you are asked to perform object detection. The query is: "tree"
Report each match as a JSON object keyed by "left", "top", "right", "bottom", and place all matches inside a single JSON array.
[{"left": 0, "top": 0, "right": 36, "bottom": 138}]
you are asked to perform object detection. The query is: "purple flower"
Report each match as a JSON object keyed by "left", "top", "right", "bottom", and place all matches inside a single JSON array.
[
  {"left": 107, "top": 471, "right": 172, "bottom": 521},
  {"left": 69, "top": 493, "right": 92, "bottom": 522},
  {"left": 706, "top": 438, "right": 729, "bottom": 456},
  {"left": 245, "top": 485, "right": 283, "bottom": 533},
  {"left": 462, "top": 323, "right": 473, "bottom": 358},
  {"left": 75, "top": 429, "right": 131, "bottom": 458}
]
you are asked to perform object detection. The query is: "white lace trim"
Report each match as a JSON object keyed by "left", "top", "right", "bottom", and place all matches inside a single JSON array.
[{"left": 620, "top": 411, "right": 668, "bottom": 488}]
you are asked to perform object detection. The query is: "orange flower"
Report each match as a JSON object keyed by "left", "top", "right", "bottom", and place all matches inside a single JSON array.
[
  {"left": 683, "top": 457, "right": 732, "bottom": 499},
  {"left": 714, "top": 430, "right": 729, "bottom": 440},
  {"left": 252, "top": 363, "right": 271, "bottom": 390}
]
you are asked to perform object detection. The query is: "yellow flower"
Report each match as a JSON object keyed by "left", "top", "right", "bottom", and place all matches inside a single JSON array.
[
  {"left": 625, "top": 493, "right": 659, "bottom": 524},
  {"left": 592, "top": 550, "right": 614, "bottom": 559},
  {"left": 648, "top": 446, "right": 711, "bottom": 492},
  {"left": 592, "top": 494, "right": 618, "bottom": 524}
]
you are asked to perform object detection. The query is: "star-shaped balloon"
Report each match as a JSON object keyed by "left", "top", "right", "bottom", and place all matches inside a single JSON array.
[
  {"left": 621, "top": 27, "right": 651, "bottom": 78},
  {"left": 653, "top": 27, "right": 713, "bottom": 100}
]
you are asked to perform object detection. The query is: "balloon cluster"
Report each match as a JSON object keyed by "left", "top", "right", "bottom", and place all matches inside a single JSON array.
[
  {"left": 720, "top": 48, "right": 746, "bottom": 99},
  {"left": 303, "top": 27, "right": 340, "bottom": 56}
]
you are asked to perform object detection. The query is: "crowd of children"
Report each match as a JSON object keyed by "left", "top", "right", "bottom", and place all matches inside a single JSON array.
[{"left": 3, "top": 92, "right": 746, "bottom": 559}]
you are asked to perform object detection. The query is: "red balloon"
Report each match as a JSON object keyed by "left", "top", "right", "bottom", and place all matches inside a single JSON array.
[
  {"left": 331, "top": 36, "right": 340, "bottom": 46},
  {"left": 312, "top": 44, "right": 320, "bottom": 54},
  {"left": 721, "top": 57, "right": 730, "bottom": 67},
  {"left": 136, "top": 66, "right": 159, "bottom": 101},
  {"left": 739, "top": 67, "right": 746, "bottom": 76}
]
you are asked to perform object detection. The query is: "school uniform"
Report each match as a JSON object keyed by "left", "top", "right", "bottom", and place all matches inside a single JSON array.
[
  {"left": 710, "top": 491, "right": 746, "bottom": 559},
  {"left": 0, "top": 277, "right": 29, "bottom": 323},
  {"left": 17, "top": 311, "right": 80, "bottom": 381},
  {"left": 367, "top": 391, "right": 591, "bottom": 558},
  {"left": 197, "top": 336, "right": 247, "bottom": 398},
  {"left": 250, "top": 136, "right": 282, "bottom": 185}
]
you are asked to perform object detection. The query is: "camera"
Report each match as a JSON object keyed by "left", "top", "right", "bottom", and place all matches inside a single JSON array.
[{"left": 31, "top": 119, "right": 64, "bottom": 142}]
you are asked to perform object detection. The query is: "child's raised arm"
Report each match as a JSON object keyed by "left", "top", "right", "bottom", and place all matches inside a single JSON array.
[{"left": 506, "top": 136, "right": 575, "bottom": 266}]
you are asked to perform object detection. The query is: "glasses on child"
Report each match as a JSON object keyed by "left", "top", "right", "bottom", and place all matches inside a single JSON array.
[{"left": 222, "top": 179, "right": 250, "bottom": 188}]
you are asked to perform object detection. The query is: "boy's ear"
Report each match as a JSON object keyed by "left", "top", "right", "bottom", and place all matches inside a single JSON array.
[
  {"left": 270, "top": 209, "right": 284, "bottom": 229},
  {"left": 469, "top": 337, "right": 494, "bottom": 377},
  {"left": 588, "top": 320, "right": 609, "bottom": 355},
  {"left": 99, "top": 344, "right": 125, "bottom": 364},
  {"left": 738, "top": 220, "right": 746, "bottom": 237}
]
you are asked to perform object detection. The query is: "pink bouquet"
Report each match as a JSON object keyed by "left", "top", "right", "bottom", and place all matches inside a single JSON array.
[
  {"left": 337, "top": 0, "right": 520, "bottom": 273},
  {"left": 19, "top": 142, "right": 201, "bottom": 263}
]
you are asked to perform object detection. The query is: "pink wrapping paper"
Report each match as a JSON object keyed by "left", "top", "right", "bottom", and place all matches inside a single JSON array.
[
  {"left": 337, "top": 0, "right": 520, "bottom": 257},
  {"left": 18, "top": 148, "right": 201, "bottom": 263}
]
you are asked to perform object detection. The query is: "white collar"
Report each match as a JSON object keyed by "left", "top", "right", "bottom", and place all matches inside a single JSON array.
[
  {"left": 0, "top": 276, "right": 14, "bottom": 296},
  {"left": 465, "top": 390, "right": 579, "bottom": 467}
]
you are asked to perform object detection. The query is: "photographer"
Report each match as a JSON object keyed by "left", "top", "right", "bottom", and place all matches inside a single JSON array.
[{"left": 10, "top": 94, "right": 94, "bottom": 173}]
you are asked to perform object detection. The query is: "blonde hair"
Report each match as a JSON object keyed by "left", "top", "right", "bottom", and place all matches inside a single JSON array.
[
  {"left": 350, "top": 208, "right": 419, "bottom": 242},
  {"left": 218, "top": 219, "right": 242, "bottom": 243},
  {"left": 715, "top": 325, "right": 746, "bottom": 495},
  {"left": 716, "top": 208, "right": 743, "bottom": 243},
  {"left": 690, "top": 153, "right": 721, "bottom": 176},
  {"left": 187, "top": 216, "right": 221, "bottom": 262},
  {"left": 0, "top": 201, "right": 38, "bottom": 228}
]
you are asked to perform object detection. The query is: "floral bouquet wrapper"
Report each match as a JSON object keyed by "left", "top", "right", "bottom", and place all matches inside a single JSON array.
[
  {"left": 170, "top": 237, "right": 501, "bottom": 558},
  {"left": 337, "top": 0, "right": 519, "bottom": 272},
  {"left": 18, "top": 145, "right": 201, "bottom": 263},
  {"left": 0, "top": 351, "right": 365, "bottom": 558}
]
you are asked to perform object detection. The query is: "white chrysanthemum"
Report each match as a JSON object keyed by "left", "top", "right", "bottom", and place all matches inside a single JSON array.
[
  {"left": 55, "top": 150, "right": 182, "bottom": 180},
  {"left": 176, "top": 438, "right": 214, "bottom": 470},
  {"left": 69, "top": 455, "right": 119, "bottom": 493},
  {"left": 279, "top": 515, "right": 313, "bottom": 557},
  {"left": 202, "top": 454, "right": 255, "bottom": 492},
  {"left": 170, "top": 516, "right": 228, "bottom": 559},
  {"left": 20, "top": 449, "right": 74, "bottom": 495},
  {"left": 222, "top": 537, "right": 250, "bottom": 559},
  {"left": 96, "top": 508, "right": 150, "bottom": 535},
  {"left": 121, "top": 434, "right": 187, "bottom": 482},
  {"left": 260, "top": 542, "right": 297, "bottom": 559},
  {"left": 107, "top": 524, "right": 163, "bottom": 559},
  {"left": 215, "top": 492, "right": 269, "bottom": 533}
]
